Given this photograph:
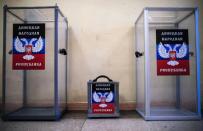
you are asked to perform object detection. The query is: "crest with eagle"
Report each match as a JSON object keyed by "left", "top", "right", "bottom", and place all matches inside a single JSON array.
[
  {"left": 14, "top": 36, "right": 44, "bottom": 61},
  {"left": 158, "top": 42, "right": 188, "bottom": 66},
  {"left": 93, "top": 91, "right": 114, "bottom": 108}
]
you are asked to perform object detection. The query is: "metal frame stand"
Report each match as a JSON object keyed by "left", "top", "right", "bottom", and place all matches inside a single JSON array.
[
  {"left": 135, "top": 7, "right": 201, "bottom": 121},
  {"left": 2, "top": 5, "right": 68, "bottom": 121}
]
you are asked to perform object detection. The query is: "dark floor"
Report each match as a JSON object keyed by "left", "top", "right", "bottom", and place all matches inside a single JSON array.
[{"left": 0, "top": 111, "right": 203, "bottom": 131}]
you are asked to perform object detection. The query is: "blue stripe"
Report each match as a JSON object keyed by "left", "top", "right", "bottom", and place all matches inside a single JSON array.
[{"left": 13, "top": 37, "right": 45, "bottom": 54}]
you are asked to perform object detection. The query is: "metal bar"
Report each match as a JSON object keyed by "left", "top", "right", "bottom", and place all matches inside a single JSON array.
[
  {"left": 54, "top": 6, "right": 60, "bottom": 120},
  {"left": 149, "top": 22, "right": 176, "bottom": 25},
  {"left": 7, "top": 6, "right": 56, "bottom": 9},
  {"left": 23, "top": 71, "right": 27, "bottom": 106},
  {"left": 2, "top": 5, "right": 7, "bottom": 115},
  {"left": 148, "top": 25, "right": 176, "bottom": 28},
  {"left": 174, "top": 23, "right": 180, "bottom": 109},
  {"left": 144, "top": 9, "right": 150, "bottom": 116},
  {"left": 135, "top": 7, "right": 195, "bottom": 25},
  {"left": 87, "top": 82, "right": 91, "bottom": 113},
  {"left": 116, "top": 83, "right": 120, "bottom": 114},
  {"left": 144, "top": 115, "right": 201, "bottom": 121},
  {"left": 135, "top": 24, "right": 138, "bottom": 110},
  {"left": 195, "top": 8, "right": 201, "bottom": 117},
  {"left": 64, "top": 17, "right": 68, "bottom": 25},
  {"left": 176, "top": 11, "right": 194, "bottom": 24},
  {"left": 23, "top": 20, "right": 55, "bottom": 23},
  {"left": 7, "top": 9, "right": 25, "bottom": 22},
  {"left": 58, "top": 8, "right": 65, "bottom": 18},
  {"left": 22, "top": 20, "right": 28, "bottom": 107},
  {"left": 57, "top": 8, "right": 68, "bottom": 25},
  {"left": 145, "top": 7, "right": 195, "bottom": 12},
  {"left": 65, "top": 21, "right": 68, "bottom": 111},
  {"left": 135, "top": 9, "right": 144, "bottom": 24},
  {"left": 176, "top": 76, "right": 180, "bottom": 108}
]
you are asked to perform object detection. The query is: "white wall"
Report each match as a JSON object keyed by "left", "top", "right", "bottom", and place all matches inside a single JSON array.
[{"left": 1, "top": 0, "right": 203, "bottom": 107}]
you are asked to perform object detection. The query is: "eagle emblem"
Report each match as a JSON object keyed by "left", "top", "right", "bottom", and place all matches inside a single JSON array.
[
  {"left": 14, "top": 36, "right": 44, "bottom": 61},
  {"left": 93, "top": 91, "right": 113, "bottom": 108},
  {"left": 158, "top": 42, "right": 187, "bottom": 66}
]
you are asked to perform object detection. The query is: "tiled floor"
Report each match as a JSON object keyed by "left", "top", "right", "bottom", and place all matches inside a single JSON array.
[{"left": 0, "top": 111, "right": 203, "bottom": 131}]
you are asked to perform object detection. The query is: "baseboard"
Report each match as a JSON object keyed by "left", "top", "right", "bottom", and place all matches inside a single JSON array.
[
  {"left": 67, "top": 102, "right": 87, "bottom": 111},
  {"left": 2, "top": 102, "right": 201, "bottom": 111},
  {"left": 0, "top": 102, "right": 136, "bottom": 111}
]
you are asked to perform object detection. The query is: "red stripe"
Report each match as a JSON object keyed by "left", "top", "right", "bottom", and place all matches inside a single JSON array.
[
  {"left": 92, "top": 104, "right": 115, "bottom": 114},
  {"left": 157, "top": 60, "right": 189, "bottom": 75},
  {"left": 13, "top": 54, "right": 45, "bottom": 70}
]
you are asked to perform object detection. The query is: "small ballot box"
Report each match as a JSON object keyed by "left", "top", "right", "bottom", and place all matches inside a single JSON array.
[{"left": 87, "top": 75, "right": 120, "bottom": 118}]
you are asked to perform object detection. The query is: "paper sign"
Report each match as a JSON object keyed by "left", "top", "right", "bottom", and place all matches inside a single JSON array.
[
  {"left": 13, "top": 23, "right": 45, "bottom": 70},
  {"left": 156, "top": 29, "right": 189, "bottom": 75},
  {"left": 91, "top": 83, "right": 115, "bottom": 114}
]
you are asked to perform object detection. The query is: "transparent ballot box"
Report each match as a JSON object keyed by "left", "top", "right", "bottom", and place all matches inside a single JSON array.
[
  {"left": 2, "top": 5, "right": 68, "bottom": 120},
  {"left": 135, "top": 7, "right": 201, "bottom": 120}
]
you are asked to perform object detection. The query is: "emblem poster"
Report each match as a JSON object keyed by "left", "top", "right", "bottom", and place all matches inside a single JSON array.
[
  {"left": 156, "top": 29, "right": 189, "bottom": 75},
  {"left": 91, "top": 83, "right": 115, "bottom": 114},
  {"left": 13, "top": 23, "right": 45, "bottom": 70}
]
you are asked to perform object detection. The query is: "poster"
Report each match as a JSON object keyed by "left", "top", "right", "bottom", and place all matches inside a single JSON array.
[
  {"left": 156, "top": 29, "right": 189, "bottom": 75},
  {"left": 13, "top": 23, "right": 45, "bottom": 70},
  {"left": 91, "top": 83, "right": 115, "bottom": 114}
]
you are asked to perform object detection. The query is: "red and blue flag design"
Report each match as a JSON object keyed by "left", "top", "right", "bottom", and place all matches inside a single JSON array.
[
  {"left": 91, "top": 83, "right": 115, "bottom": 114},
  {"left": 156, "top": 29, "right": 189, "bottom": 75},
  {"left": 13, "top": 24, "right": 45, "bottom": 70}
]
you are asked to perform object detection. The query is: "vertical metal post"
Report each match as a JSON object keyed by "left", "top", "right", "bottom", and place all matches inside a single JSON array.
[
  {"left": 23, "top": 20, "right": 28, "bottom": 107},
  {"left": 135, "top": 23, "right": 138, "bottom": 111},
  {"left": 144, "top": 9, "right": 150, "bottom": 116},
  {"left": 65, "top": 19, "right": 68, "bottom": 111},
  {"left": 175, "top": 23, "right": 180, "bottom": 109},
  {"left": 175, "top": 76, "right": 180, "bottom": 109},
  {"left": 195, "top": 8, "right": 201, "bottom": 117},
  {"left": 2, "top": 5, "right": 7, "bottom": 115},
  {"left": 23, "top": 72, "right": 27, "bottom": 106},
  {"left": 54, "top": 6, "right": 60, "bottom": 119}
]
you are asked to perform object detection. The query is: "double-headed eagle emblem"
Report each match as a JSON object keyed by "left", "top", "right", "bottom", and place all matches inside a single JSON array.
[
  {"left": 158, "top": 42, "right": 187, "bottom": 66},
  {"left": 93, "top": 91, "right": 113, "bottom": 108},
  {"left": 14, "top": 36, "right": 44, "bottom": 61}
]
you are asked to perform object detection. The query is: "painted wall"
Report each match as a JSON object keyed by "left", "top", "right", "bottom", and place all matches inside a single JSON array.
[{"left": 0, "top": 0, "right": 203, "bottom": 108}]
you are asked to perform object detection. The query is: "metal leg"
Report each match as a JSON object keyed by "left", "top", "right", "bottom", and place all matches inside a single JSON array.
[
  {"left": 7, "top": 9, "right": 25, "bottom": 22},
  {"left": 54, "top": 6, "right": 60, "bottom": 119},
  {"left": 195, "top": 8, "right": 201, "bottom": 116},
  {"left": 2, "top": 5, "right": 7, "bottom": 115},
  {"left": 23, "top": 71, "right": 27, "bottom": 107},
  {"left": 176, "top": 76, "right": 180, "bottom": 109},
  {"left": 22, "top": 20, "right": 28, "bottom": 107},
  {"left": 175, "top": 23, "right": 181, "bottom": 109},
  {"left": 65, "top": 21, "right": 68, "bottom": 111},
  {"left": 144, "top": 9, "right": 150, "bottom": 116}
]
